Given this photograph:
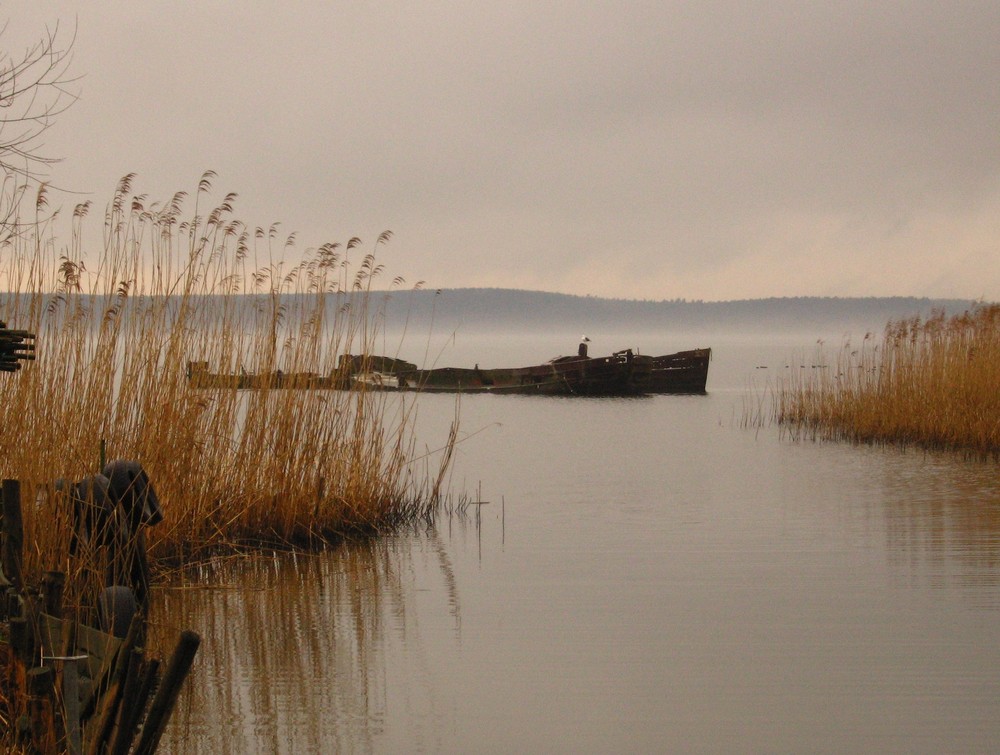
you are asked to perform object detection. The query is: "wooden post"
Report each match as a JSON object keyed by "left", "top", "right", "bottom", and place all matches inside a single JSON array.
[
  {"left": 3, "top": 585, "right": 18, "bottom": 621},
  {"left": 26, "top": 666, "right": 58, "bottom": 755},
  {"left": 108, "top": 647, "right": 145, "bottom": 755},
  {"left": 10, "top": 616, "right": 33, "bottom": 659},
  {"left": 116, "top": 657, "right": 159, "bottom": 755},
  {"left": 9, "top": 616, "right": 31, "bottom": 723},
  {"left": 84, "top": 611, "right": 144, "bottom": 754},
  {"left": 63, "top": 659, "right": 83, "bottom": 755},
  {"left": 2, "top": 478, "right": 24, "bottom": 589},
  {"left": 41, "top": 571, "right": 66, "bottom": 619},
  {"left": 132, "top": 658, "right": 160, "bottom": 729},
  {"left": 127, "top": 530, "right": 152, "bottom": 611},
  {"left": 133, "top": 630, "right": 201, "bottom": 755}
]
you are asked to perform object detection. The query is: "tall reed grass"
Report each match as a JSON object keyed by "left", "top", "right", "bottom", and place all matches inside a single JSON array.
[
  {"left": 0, "top": 173, "right": 457, "bottom": 596},
  {"left": 771, "top": 304, "right": 1000, "bottom": 456}
]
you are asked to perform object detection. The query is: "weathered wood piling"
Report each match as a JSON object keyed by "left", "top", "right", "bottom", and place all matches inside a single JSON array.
[{"left": 1, "top": 477, "right": 199, "bottom": 753}]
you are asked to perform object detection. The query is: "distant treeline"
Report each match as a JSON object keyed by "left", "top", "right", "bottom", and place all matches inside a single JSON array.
[
  {"left": 370, "top": 288, "right": 978, "bottom": 335},
  {"left": 2, "top": 289, "right": 979, "bottom": 338}
]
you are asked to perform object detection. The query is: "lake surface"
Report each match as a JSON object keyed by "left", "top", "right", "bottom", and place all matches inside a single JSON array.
[{"left": 150, "top": 332, "right": 1000, "bottom": 753}]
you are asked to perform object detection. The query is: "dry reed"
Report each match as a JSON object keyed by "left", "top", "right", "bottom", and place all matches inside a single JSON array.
[
  {"left": 772, "top": 304, "right": 1000, "bottom": 456},
  {"left": 0, "top": 173, "right": 456, "bottom": 599}
]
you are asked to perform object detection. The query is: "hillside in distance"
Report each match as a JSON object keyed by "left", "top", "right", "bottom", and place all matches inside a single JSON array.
[{"left": 375, "top": 288, "right": 976, "bottom": 336}]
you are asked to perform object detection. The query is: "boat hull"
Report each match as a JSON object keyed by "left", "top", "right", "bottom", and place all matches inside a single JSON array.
[
  {"left": 400, "top": 351, "right": 649, "bottom": 396},
  {"left": 187, "top": 347, "right": 710, "bottom": 396},
  {"left": 636, "top": 348, "right": 711, "bottom": 394}
]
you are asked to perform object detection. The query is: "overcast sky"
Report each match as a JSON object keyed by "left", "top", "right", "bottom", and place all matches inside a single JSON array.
[{"left": 8, "top": 2, "right": 1000, "bottom": 301}]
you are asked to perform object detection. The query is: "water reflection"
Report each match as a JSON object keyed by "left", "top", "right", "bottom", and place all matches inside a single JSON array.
[
  {"left": 139, "top": 395, "right": 1000, "bottom": 752},
  {"left": 147, "top": 525, "right": 467, "bottom": 755},
  {"left": 878, "top": 451, "right": 1000, "bottom": 602}
]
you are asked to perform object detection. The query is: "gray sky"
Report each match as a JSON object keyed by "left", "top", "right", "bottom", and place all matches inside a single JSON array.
[{"left": 9, "top": 2, "right": 1000, "bottom": 301}]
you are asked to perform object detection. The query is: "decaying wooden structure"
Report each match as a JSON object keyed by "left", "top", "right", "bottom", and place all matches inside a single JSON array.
[
  {"left": 188, "top": 344, "right": 712, "bottom": 397},
  {"left": 1, "top": 477, "right": 199, "bottom": 754},
  {"left": 0, "top": 323, "right": 199, "bottom": 752}
]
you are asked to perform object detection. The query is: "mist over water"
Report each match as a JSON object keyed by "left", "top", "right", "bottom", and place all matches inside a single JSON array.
[{"left": 151, "top": 321, "right": 1000, "bottom": 753}]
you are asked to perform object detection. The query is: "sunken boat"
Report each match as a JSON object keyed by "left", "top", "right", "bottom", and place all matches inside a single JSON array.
[
  {"left": 189, "top": 349, "right": 649, "bottom": 397},
  {"left": 340, "top": 343, "right": 710, "bottom": 395},
  {"left": 188, "top": 343, "right": 711, "bottom": 396},
  {"left": 384, "top": 349, "right": 649, "bottom": 396},
  {"left": 634, "top": 347, "right": 711, "bottom": 394}
]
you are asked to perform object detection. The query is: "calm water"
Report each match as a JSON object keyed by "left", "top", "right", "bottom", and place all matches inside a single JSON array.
[{"left": 151, "top": 332, "right": 1000, "bottom": 753}]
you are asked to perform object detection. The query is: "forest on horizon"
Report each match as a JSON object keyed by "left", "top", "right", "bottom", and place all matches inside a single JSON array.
[{"left": 371, "top": 288, "right": 977, "bottom": 335}]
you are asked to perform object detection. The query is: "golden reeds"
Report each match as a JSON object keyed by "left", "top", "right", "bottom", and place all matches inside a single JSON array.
[
  {"left": 772, "top": 304, "right": 1000, "bottom": 456},
  {"left": 0, "top": 173, "right": 455, "bottom": 595}
]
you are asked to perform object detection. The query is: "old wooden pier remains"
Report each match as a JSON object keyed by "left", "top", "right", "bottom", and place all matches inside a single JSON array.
[{"left": 0, "top": 325, "right": 200, "bottom": 753}]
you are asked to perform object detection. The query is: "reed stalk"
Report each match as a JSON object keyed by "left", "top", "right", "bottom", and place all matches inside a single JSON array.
[
  {"left": 0, "top": 173, "right": 456, "bottom": 605},
  {"left": 771, "top": 304, "right": 1000, "bottom": 456}
]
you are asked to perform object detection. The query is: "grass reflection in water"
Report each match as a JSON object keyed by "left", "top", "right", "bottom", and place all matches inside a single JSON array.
[{"left": 146, "top": 526, "right": 464, "bottom": 754}]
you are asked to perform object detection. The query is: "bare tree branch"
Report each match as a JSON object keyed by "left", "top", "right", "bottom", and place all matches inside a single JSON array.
[{"left": 0, "top": 19, "right": 80, "bottom": 242}]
